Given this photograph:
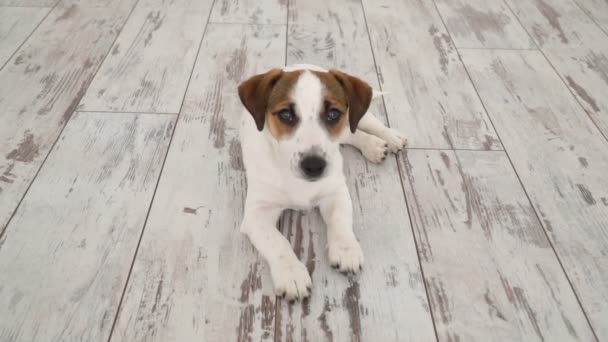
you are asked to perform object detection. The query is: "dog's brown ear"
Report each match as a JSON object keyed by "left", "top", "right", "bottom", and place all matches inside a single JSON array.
[
  {"left": 238, "top": 69, "right": 283, "bottom": 131},
  {"left": 329, "top": 70, "right": 373, "bottom": 133}
]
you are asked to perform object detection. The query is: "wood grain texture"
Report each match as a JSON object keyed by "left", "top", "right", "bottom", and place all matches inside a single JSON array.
[
  {"left": 541, "top": 46, "right": 608, "bottom": 141},
  {"left": 0, "top": 0, "right": 56, "bottom": 6},
  {"left": 505, "top": 0, "right": 606, "bottom": 48},
  {"left": 401, "top": 150, "right": 595, "bottom": 342},
  {"left": 362, "top": 0, "right": 501, "bottom": 150},
  {"left": 0, "top": 7, "right": 49, "bottom": 67},
  {"left": 574, "top": 0, "right": 608, "bottom": 34},
  {"left": 0, "top": 112, "right": 174, "bottom": 342},
  {"left": 59, "top": 0, "right": 136, "bottom": 7},
  {"left": 288, "top": 0, "right": 376, "bottom": 79},
  {"left": 0, "top": 2, "right": 136, "bottom": 233},
  {"left": 502, "top": 0, "right": 608, "bottom": 141},
  {"left": 209, "top": 0, "right": 286, "bottom": 24},
  {"left": 137, "top": 0, "right": 212, "bottom": 8},
  {"left": 78, "top": 0, "right": 213, "bottom": 113},
  {"left": 110, "top": 24, "right": 285, "bottom": 342},
  {"left": 0, "top": 0, "right": 133, "bottom": 7},
  {"left": 277, "top": 1, "right": 436, "bottom": 340},
  {"left": 434, "top": 0, "right": 535, "bottom": 49},
  {"left": 462, "top": 49, "right": 608, "bottom": 340}
]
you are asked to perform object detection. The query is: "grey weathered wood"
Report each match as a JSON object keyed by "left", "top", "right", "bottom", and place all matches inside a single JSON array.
[
  {"left": 110, "top": 24, "right": 285, "bottom": 342},
  {"left": 136, "top": 0, "right": 210, "bottom": 7},
  {"left": 574, "top": 0, "right": 608, "bottom": 34},
  {"left": 502, "top": 0, "right": 608, "bottom": 141},
  {"left": 505, "top": 0, "right": 606, "bottom": 48},
  {"left": 278, "top": 184, "right": 436, "bottom": 341},
  {"left": 288, "top": 0, "right": 377, "bottom": 80},
  {"left": 0, "top": 2, "right": 136, "bottom": 233},
  {"left": 276, "top": 1, "right": 436, "bottom": 341},
  {"left": 78, "top": 0, "right": 213, "bottom": 113},
  {"left": 402, "top": 150, "right": 596, "bottom": 342},
  {"left": 209, "top": 0, "right": 286, "bottom": 24},
  {"left": 541, "top": 46, "right": 608, "bottom": 141},
  {"left": 0, "top": 112, "right": 174, "bottom": 342},
  {"left": 362, "top": 0, "right": 501, "bottom": 150},
  {"left": 0, "top": 7, "right": 49, "bottom": 67},
  {"left": 0, "top": 0, "right": 55, "bottom": 6},
  {"left": 462, "top": 49, "right": 608, "bottom": 340},
  {"left": 434, "top": 0, "right": 535, "bottom": 49}
]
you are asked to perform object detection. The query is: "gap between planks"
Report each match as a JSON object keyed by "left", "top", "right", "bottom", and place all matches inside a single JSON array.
[
  {"left": 432, "top": 2, "right": 602, "bottom": 338},
  {"left": 0, "top": 0, "right": 142, "bottom": 237},
  {"left": 430, "top": 0, "right": 601, "bottom": 339},
  {"left": 0, "top": 5, "right": 54, "bottom": 72},
  {"left": 497, "top": 0, "right": 608, "bottom": 145},
  {"left": 357, "top": 0, "right": 472, "bottom": 338},
  {"left": 358, "top": 0, "right": 441, "bottom": 340},
  {"left": 571, "top": 0, "right": 608, "bottom": 38},
  {"left": 104, "top": 0, "right": 218, "bottom": 341}
]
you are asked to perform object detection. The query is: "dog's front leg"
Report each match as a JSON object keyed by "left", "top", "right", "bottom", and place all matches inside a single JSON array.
[
  {"left": 357, "top": 112, "right": 407, "bottom": 153},
  {"left": 241, "top": 204, "right": 311, "bottom": 300},
  {"left": 320, "top": 183, "right": 364, "bottom": 274}
]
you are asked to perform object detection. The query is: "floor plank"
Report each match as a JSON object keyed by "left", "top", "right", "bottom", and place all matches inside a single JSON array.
[
  {"left": 401, "top": 150, "right": 595, "bottom": 342},
  {"left": 277, "top": 1, "right": 437, "bottom": 340},
  {"left": 362, "top": 0, "right": 501, "bottom": 150},
  {"left": 574, "top": 0, "right": 608, "bottom": 34},
  {"left": 287, "top": 0, "right": 377, "bottom": 79},
  {"left": 461, "top": 49, "right": 608, "bottom": 340},
  {"left": 0, "top": 112, "right": 174, "bottom": 342},
  {"left": 0, "top": 0, "right": 56, "bottom": 6},
  {"left": 0, "top": 7, "right": 49, "bottom": 67},
  {"left": 78, "top": 0, "right": 213, "bottom": 113},
  {"left": 433, "top": 0, "right": 535, "bottom": 49},
  {"left": 209, "top": 0, "right": 286, "bottom": 24},
  {"left": 501, "top": 0, "right": 608, "bottom": 142},
  {"left": 435, "top": 0, "right": 608, "bottom": 141},
  {"left": 0, "top": 2, "right": 136, "bottom": 233},
  {"left": 505, "top": 0, "right": 605, "bottom": 48},
  {"left": 541, "top": 46, "right": 608, "bottom": 141},
  {"left": 110, "top": 24, "right": 285, "bottom": 342}
]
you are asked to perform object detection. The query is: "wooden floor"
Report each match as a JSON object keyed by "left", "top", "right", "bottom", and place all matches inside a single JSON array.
[{"left": 0, "top": 0, "right": 607, "bottom": 341}]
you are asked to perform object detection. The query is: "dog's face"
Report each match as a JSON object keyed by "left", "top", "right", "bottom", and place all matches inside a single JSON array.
[{"left": 238, "top": 68, "right": 372, "bottom": 181}]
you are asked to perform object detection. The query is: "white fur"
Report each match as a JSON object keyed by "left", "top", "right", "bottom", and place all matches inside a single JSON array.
[{"left": 239, "top": 64, "right": 406, "bottom": 300}]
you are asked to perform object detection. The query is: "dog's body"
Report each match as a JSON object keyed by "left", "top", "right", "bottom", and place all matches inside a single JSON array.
[{"left": 238, "top": 64, "right": 406, "bottom": 300}]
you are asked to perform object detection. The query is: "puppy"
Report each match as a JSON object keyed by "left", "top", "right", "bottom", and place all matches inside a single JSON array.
[{"left": 238, "top": 64, "right": 406, "bottom": 301}]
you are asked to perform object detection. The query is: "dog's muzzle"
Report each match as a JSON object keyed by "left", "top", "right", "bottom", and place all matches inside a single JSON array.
[{"left": 299, "top": 155, "right": 326, "bottom": 180}]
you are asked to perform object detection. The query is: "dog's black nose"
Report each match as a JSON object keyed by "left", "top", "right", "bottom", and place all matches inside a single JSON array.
[{"left": 300, "top": 155, "right": 326, "bottom": 179}]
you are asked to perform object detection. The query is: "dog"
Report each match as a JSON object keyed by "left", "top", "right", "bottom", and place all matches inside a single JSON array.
[{"left": 237, "top": 64, "right": 406, "bottom": 301}]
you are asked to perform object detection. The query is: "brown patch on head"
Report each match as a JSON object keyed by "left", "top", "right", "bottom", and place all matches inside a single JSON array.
[
  {"left": 239, "top": 68, "right": 372, "bottom": 139},
  {"left": 313, "top": 71, "right": 350, "bottom": 138},
  {"left": 238, "top": 68, "right": 283, "bottom": 131},
  {"left": 266, "top": 111, "right": 294, "bottom": 139},
  {"left": 265, "top": 71, "right": 303, "bottom": 139},
  {"left": 327, "top": 70, "right": 373, "bottom": 133},
  {"left": 238, "top": 69, "right": 303, "bottom": 138}
]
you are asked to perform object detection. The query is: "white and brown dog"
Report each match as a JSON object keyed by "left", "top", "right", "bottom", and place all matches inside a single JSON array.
[{"left": 238, "top": 64, "right": 406, "bottom": 301}]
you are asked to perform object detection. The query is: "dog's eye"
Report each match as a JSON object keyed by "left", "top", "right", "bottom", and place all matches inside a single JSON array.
[
  {"left": 277, "top": 109, "right": 296, "bottom": 124},
  {"left": 326, "top": 109, "right": 342, "bottom": 123}
]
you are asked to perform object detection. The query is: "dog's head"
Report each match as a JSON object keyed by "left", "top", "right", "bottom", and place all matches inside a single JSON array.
[{"left": 238, "top": 67, "right": 372, "bottom": 181}]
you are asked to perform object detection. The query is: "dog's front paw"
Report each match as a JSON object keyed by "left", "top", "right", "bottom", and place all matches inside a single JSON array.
[
  {"left": 328, "top": 238, "right": 364, "bottom": 274},
  {"left": 382, "top": 128, "right": 407, "bottom": 153},
  {"left": 270, "top": 258, "right": 312, "bottom": 301},
  {"left": 361, "top": 135, "right": 389, "bottom": 163}
]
